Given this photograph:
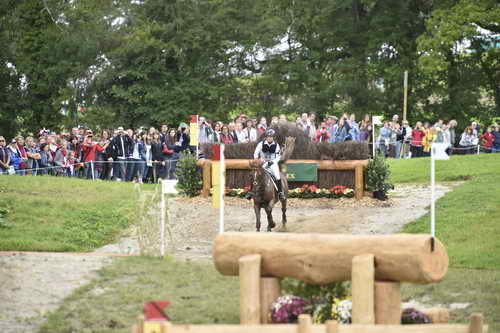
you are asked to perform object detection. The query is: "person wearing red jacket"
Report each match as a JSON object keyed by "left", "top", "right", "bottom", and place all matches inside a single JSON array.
[
  {"left": 82, "top": 134, "right": 108, "bottom": 179},
  {"left": 411, "top": 121, "right": 425, "bottom": 158},
  {"left": 314, "top": 124, "right": 331, "bottom": 142},
  {"left": 479, "top": 126, "right": 494, "bottom": 153}
]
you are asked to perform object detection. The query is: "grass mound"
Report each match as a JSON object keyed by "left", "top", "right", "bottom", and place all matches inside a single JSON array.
[{"left": 0, "top": 176, "right": 140, "bottom": 252}]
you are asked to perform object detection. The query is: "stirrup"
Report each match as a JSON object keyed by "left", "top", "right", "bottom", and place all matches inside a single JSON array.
[{"left": 278, "top": 192, "right": 285, "bottom": 200}]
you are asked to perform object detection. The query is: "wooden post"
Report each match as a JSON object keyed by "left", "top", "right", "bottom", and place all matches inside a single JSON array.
[
  {"left": 239, "top": 254, "right": 262, "bottom": 324},
  {"left": 374, "top": 281, "right": 401, "bottom": 324},
  {"left": 469, "top": 313, "right": 483, "bottom": 333},
  {"left": 351, "top": 254, "right": 375, "bottom": 324},
  {"left": 260, "top": 277, "right": 281, "bottom": 324},
  {"left": 136, "top": 315, "right": 144, "bottom": 333},
  {"left": 298, "top": 314, "right": 312, "bottom": 333},
  {"left": 355, "top": 165, "right": 364, "bottom": 200},
  {"left": 201, "top": 159, "right": 211, "bottom": 197},
  {"left": 325, "top": 320, "right": 339, "bottom": 333}
]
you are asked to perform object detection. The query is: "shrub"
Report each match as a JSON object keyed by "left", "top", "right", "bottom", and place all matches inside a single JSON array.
[
  {"left": 401, "top": 308, "right": 432, "bottom": 324},
  {"left": 175, "top": 152, "right": 202, "bottom": 197},
  {"left": 365, "top": 153, "right": 393, "bottom": 200}
]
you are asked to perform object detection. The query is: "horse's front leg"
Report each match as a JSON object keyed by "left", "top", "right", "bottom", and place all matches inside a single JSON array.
[
  {"left": 264, "top": 204, "right": 275, "bottom": 232},
  {"left": 281, "top": 198, "right": 287, "bottom": 228},
  {"left": 254, "top": 204, "right": 261, "bottom": 232}
]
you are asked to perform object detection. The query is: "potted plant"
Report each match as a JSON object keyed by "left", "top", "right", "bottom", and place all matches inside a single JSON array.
[{"left": 365, "top": 153, "right": 393, "bottom": 200}]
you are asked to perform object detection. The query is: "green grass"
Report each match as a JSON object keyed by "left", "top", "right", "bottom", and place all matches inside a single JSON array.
[
  {"left": 388, "top": 153, "right": 500, "bottom": 183},
  {"left": 387, "top": 154, "right": 500, "bottom": 269},
  {"left": 402, "top": 268, "right": 500, "bottom": 333},
  {"left": 40, "top": 257, "right": 240, "bottom": 333},
  {"left": 0, "top": 176, "right": 143, "bottom": 252}
]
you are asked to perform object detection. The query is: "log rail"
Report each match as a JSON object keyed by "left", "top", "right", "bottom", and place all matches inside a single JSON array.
[{"left": 196, "top": 159, "right": 368, "bottom": 200}]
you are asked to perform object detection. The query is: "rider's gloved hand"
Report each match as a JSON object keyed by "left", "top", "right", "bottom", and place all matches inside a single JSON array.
[{"left": 267, "top": 161, "right": 273, "bottom": 167}]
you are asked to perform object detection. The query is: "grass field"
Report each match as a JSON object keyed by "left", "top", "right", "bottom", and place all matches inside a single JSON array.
[
  {"left": 3, "top": 153, "right": 500, "bottom": 331},
  {"left": 0, "top": 176, "right": 140, "bottom": 252}
]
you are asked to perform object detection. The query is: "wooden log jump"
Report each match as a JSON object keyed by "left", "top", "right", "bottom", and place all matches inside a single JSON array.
[
  {"left": 197, "top": 159, "right": 368, "bottom": 199},
  {"left": 136, "top": 313, "right": 488, "bottom": 333},
  {"left": 213, "top": 233, "right": 449, "bottom": 284}
]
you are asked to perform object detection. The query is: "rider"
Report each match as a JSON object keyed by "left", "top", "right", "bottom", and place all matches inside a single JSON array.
[{"left": 245, "top": 128, "right": 285, "bottom": 201}]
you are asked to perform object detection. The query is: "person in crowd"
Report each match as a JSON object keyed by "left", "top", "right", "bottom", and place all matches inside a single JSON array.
[
  {"left": 257, "top": 117, "right": 267, "bottom": 135},
  {"left": 159, "top": 124, "right": 169, "bottom": 144},
  {"left": 327, "top": 116, "right": 338, "bottom": 143},
  {"left": 25, "top": 136, "right": 40, "bottom": 175},
  {"left": 142, "top": 133, "right": 154, "bottom": 182},
  {"left": 151, "top": 131, "right": 165, "bottom": 181},
  {"left": 227, "top": 122, "right": 239, "bottom": 143},
  {"left": 126, "top": 132, "right": 146, "bottom": 182},
  {"left": 111, "top": 127, "right": 132, "bottom": 181},
  {"left": 198, "top": 117, "right": 214, "bottom": 144},
  {"left": 220, "top": 125, "right": 234, "bottom": 144},
  {"left": 245, "top": 119, "right": 258, "bottom": 142},
  {"left": 479, "top": 126, "right": 494, "bottom": 153},
  {"left": 8, "top": 139, "right": 22, "bottom": 173},
  {"left": 235, "top": 122, "right": 248, "bottom": 143},
  {"left": 279, "top": 114, "right": 288, "bottom": 124},
  {"left": 393, "top": 123, "right": 404, "bottom": 159},
  {"left": 245, "top": 128, "right": 285, "bottom": 201},
  {"left": 378, "top": 122, "right": 392, "bottom": 157},
  {"left": 212, "top": 122, "right": 222, "bottom": 144},
  {"left": 411, "top": 121, "right": 425, "bottom": 158},
  {"left": 97, "top": 130, "right": 113, "bottom": 180},
  {"left": 359, "top": 122, "right": 370, "bottom": 142},
  {"left": 38, "top": 143, "right": 53, "bottom": 175},
  {"left": 65, "top": 150, "right": 77, "bottom": 177},
  {"left": 270, "top": 116, "right": 279, "bottom": 126},
  {"left": 54, "top": 141, "right": 70, "bottom": 176},
  {"left": 174, "top": 123, "right": 190, "bottom": 153},
  {"left": 423, "top": 126, "right": 438, "bottom": 156},
  {"left": 349, "top": 114, "right": 360, "bottom": 141},
  {"left": 315, "top": 122, "right": 330, "bottom": 142},
  {"left": 471, "top": 122, "right": 479, "bottom": 137},
  {"left": 334, "top": 115, "right": 352, "bottom": 142},
  {"left": 164, "top": 128, "right": 178, "bottom": 179},
  {"left": 459, "top": 126, "right": 478, "bottom": 155},
  {"left": 0, "top": 136, "right": 11, "bottom": 175},
  {"left": 14, "top": 136, "right": 28, "bottom": 175},
  {"left": 491, "top": 125, "right": 500, "bottom": 153},
  {"left": 82, "top": 133, "right": 108, "bottom": 179},
  {"left": 447, "top": 119, "right": 457, "bottom": 154},
  {"left": 400, "top": 120, "right": 412, "bottom": 158},
  {"left": 300, "top": 113, "right": 315, "bottom": 139}
]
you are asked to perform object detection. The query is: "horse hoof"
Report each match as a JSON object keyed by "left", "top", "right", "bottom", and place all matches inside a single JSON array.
[{"left": 268, "top": 221, "right": 276, "bottom": 229}]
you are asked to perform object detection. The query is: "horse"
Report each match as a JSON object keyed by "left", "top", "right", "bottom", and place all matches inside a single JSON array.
[{"left": 249, "top": 159, "right": 288, "bottom": 232}]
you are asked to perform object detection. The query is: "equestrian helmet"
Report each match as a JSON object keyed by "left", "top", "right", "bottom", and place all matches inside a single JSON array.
[{"left": 265, "top": 129, "right": 276, "bottom": 137}]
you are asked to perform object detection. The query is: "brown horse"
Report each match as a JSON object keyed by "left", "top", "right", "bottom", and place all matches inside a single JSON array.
[{"left": 249, "top": 159, "right": 288, "bottom": 232}]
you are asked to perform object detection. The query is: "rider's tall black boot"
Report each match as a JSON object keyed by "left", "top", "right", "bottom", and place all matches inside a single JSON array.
[{"left": 276, "top": 181, "right": 285, "bottom": 200}]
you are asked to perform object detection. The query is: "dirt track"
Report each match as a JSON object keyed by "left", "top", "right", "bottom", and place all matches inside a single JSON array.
[{"left": 0, "top": 183, "right": 458, "bottom": 332}]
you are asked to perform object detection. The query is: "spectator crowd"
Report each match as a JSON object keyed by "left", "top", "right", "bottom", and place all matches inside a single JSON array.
[{"left": 1, "top": 112, "right": 500, "bottom": 180}]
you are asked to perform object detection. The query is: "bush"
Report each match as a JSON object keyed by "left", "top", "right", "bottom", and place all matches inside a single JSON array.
[
  {"left": 365, "top": 153, "right": 393, "bottom": 200},
  {"left": 175, "top": 152, "right": 202, "bottom": 197}
]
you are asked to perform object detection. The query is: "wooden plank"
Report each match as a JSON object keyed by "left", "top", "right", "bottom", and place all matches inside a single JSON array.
[
  {"left": 260, "top": 277, "right": 281, "bottom": 324},
  {"left": 239, "top": 255, "right": 262, "bottom": 324},
  {"left": 325, "top": 321, "right": 338, "bottom": 333},
  {"left": 222, "top": 159, "right": 368, "bottom": 171},
  {"left": 351, "top": 254, "right": 375, "bottom": 324},
  {"left": 213, "top": 233, "right": 449, "bottom": 284},
  {"left": 374, "top": 281, "right": 401, "bottom": 324},
  {"left": 166, "top": 324, "right": 485, "bottom": 333},
  {"left": 354, "top": 165, "right": 364, "bottom": 200}
]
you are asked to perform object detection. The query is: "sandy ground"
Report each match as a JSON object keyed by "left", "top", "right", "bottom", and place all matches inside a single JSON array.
[{"left": 0, "top": 183, "right": 459, "bottom": 332}]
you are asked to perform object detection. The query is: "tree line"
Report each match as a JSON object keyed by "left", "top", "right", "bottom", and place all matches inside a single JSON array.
[{"left": 1, "top": 0, "right": 499, "bottom": 138}]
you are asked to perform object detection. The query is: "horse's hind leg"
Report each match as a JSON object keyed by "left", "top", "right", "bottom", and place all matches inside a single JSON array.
[
  {"left": 264, "top": 205, "right": 275, "bottom": 231},
  {"left": 254, "top": 205, "right": 261, "bottom": 232},
  {"left": 281, "top": 198, "right": 287, "bottom": 227}
]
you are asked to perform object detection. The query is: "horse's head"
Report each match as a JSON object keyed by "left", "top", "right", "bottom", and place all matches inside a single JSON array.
[{"left": 249, "top": 159, "right": 267, "bottom": 187}]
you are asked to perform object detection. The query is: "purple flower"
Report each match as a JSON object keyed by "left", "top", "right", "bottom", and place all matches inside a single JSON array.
[{"left": 271, "top": 296, "right": 308, "bottom": 323}]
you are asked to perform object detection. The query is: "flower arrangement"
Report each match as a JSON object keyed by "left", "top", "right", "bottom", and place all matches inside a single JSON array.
[
  {"left": 224, "top": 184, "right": 354, "bottom": 199},
  {"left": 270, "top": 296, "right": 309, "bottom": 323},
  {"left": 331, "top": 298, "right": 352, "bottom": 324},
  {"left": 401, "top": 308, "right": 432, "bottom": 324}
]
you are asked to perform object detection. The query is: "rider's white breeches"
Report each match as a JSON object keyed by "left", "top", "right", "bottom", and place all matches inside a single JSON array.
[{"left": 263, "top": 163, "right": 280, "bottom": 180}]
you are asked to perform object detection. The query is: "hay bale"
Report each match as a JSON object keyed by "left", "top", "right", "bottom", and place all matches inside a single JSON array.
[{"left": 200, "top": 123, "right": 368, "bottom": 161}]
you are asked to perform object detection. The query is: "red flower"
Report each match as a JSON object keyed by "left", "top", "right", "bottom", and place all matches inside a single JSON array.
[
  {"left": 243, "top": 185, "right": 251, "bottom": 192},
  {"left": 309, "top": 185, "right": 319, "bottom": 193}
]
